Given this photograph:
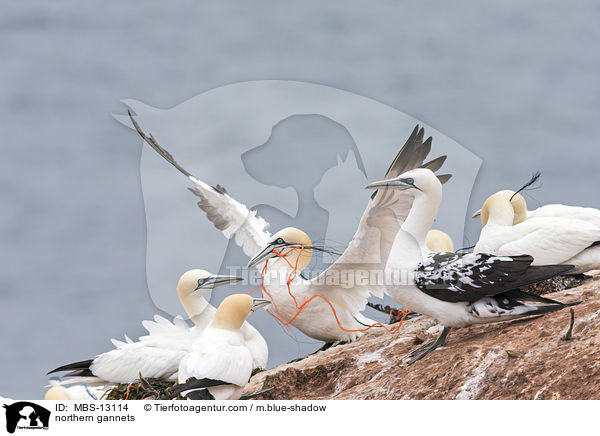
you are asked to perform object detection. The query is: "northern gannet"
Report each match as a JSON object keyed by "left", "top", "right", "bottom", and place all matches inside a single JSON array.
[
  {"left": 473, "top": 193, "right": 600, "bottom": 272},
  {"left": 128, "top": 113, "right": 452, "bottom": 343},
  {"left": 365, "top": 168, "right": 577, "bottom": 364},
  {"left": 44, "top": 383, "right": 110, "bottom": 400},
  {"left": 48, "top": 270, "right": 267, "bottom": 384},
  {"left": 426, "top": 229, "right": 454, "bottom": 252},
  {"left": 472, "top": 190, "right": 600, "bottom": 228},
  {"left": 175, "top": 295, "right": 270, "bottom": 400}
]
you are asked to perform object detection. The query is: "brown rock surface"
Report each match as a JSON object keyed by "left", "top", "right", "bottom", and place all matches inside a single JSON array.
[{"left": 244, "top": 276, "right": 600, "bottom": 400}]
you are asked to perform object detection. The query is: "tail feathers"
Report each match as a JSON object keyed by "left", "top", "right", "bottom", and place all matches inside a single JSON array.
[
  {"left": 172, "top": 377, "right": 225, "bottom": 397},
  {"left": 511, "top": 263, "right": 575, "bottom": 289},
  {"left": 47, "top": 359, "right": 93, "bottom": 376},
  {"left": 501, "top": 289, "right": 579, "bottom": 306},
  {"left": 520, "top": 303, "right": 570, "bottom": 317}
]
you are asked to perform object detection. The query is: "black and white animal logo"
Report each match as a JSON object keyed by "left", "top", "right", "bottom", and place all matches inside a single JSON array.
[{"left": 2, "top": 402, "right": 51, "bottom": 433}]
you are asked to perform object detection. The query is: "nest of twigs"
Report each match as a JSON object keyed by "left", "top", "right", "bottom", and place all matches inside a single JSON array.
[
  {"left": 105, "top": 374, "right": 184, "bottom": 400},
  {"left": 526, "top": 273, "right": 591, "bottom": 296}
]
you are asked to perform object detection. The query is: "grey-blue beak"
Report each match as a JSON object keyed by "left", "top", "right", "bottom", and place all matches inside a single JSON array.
[
  {"left": 247, "top": 245, "right": 279, "bottom": 269},
  {"left": 251, "top": 298, "right": 271, "bottom": 312},
  {"left": 194, "top": 275, "right": 244, "bottom": 292},
  {"left": 365, "top": 177, "right": 420, "bottom": 191}
]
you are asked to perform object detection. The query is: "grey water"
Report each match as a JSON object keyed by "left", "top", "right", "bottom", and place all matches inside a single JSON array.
[{"left": 1, "top": 1, "right": 599, "bottom": 399}]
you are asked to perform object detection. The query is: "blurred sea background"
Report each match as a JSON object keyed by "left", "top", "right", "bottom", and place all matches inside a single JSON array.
[{"left": 1, "top": 1, "right": 599, "bottom": 399}]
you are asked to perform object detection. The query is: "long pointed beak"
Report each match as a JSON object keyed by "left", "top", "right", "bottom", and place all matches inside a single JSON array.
[
  {"left": 471, "top": 209, "right": 482, "bottom": 219},
  {"left": 247, "top": 245, "right": 276, "bottom": 269},
  {"left": 251, "top": 298, "right": 271, "bottom": 312},
  {"left": 364, "top": 178, "right": 398, "bottom": 190},
  {"left": 194, "top": 275, "right": 243, "bottom": 292},
  {"left": 365, "top": 177, "right": 416, "bottom": 191}
]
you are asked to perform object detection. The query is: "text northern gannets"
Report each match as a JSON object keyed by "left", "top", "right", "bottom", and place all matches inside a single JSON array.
[
  {"left": 48, "top": 270, "right": 267, "bottom": 384},
  {"left": 175, "top": 295, "right": 270, "bottom": 400},
  {"left": 365, "top": 168, "right": 576, "bottom": 364},
  {"left": 128, "top": 115, "right": 452, "bottom": 343},
  {"left": 473, "top": 193, "right": 600, "bottom": 272}
]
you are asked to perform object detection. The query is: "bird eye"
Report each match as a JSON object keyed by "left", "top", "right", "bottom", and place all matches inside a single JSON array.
[
  {"left": 405, "top": 178, "right": 414, "bottom": 184},
  {"left": 275, "top": 238, "right": 284, "bottom": 244}
]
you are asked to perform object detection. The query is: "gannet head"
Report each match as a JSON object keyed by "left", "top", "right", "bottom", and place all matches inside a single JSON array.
[
  {"left": 247, "top": 227, "right": 313, "bottom": 271},
  {"left": 177, "top": 269, "right": 243, "bottom": 300},
  {"left": 211, "top": 294, "right": 271, "bottom": 331},
  {"left": 480, "top": 192, "right": 516, "bottom": 227},
  {"left": 472, "top": 190, "right": 527, "bottom": 225},
  {"left": 364, "top": 168, "right": 442, "bottom": 197},
  {"left": 426, "top": 229, "right": 454, "bottom": 252},
  {"left": 44, "top": 385, "right": 70, "bottom": 400}
]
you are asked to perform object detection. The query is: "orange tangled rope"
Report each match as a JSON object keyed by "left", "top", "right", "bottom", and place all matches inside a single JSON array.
[{"left": 248, "top": 245, "right": 412, "bottom": 335}]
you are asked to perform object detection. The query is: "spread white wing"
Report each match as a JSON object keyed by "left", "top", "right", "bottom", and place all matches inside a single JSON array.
[
  {"left": 129, "top": 111, "right": 270, "bottom": 258},
  {"left": 309, "top": 126, "right": 452, "bottom": 305}
]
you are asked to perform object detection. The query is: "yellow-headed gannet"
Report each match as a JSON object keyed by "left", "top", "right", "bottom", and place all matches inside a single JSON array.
[
  {"left": 472, "top": 185, "right": 600, "bottom": 228},
  {"left": 175, "top": 295, "right": 270, "bottom": 400},
  {"left": 48, "top": 270, "right": 267, "bottom": 384},
  {"left": 365, "top": 168, "right": 577, "bottom": 364},
  {"left": 128, "top": 114, "right": 452, "bottom": 343},
  {"left": 426, "top": 229, "right": 454, "bottom": 252},
  {"left": 473, "top": 193, "right": 600, "bottom": 272}
]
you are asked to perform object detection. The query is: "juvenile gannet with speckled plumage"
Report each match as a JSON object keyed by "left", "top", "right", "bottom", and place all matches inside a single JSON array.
[
  {"left": 175, "top": 294, "right": 270, "bottom": 400},
  {"left": 365, "top": 168, "right": 577, "bottom": 364},
  {"left": 473, "top": 193, "right": 600, "bottom": 272},
  {"left": 48, "top": 269, "right": 267, "bottom": 384},
  {"left": 128, "top": 113, "right": 453, "bottom": 344}
]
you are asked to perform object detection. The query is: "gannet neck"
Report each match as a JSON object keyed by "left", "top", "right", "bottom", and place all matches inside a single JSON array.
[
  {"left": 481, "top": 193, "right": 515, "bottom": 227},
  {"left": 401, "top": 186, "right": 442, "bottom": 247},
  {"left": 179, "top": 293, "right": 210, "bottom": 320}
]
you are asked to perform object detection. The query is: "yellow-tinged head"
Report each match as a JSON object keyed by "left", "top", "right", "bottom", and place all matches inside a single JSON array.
[
  {"left": 426, "top": 229, "right": 454, "bottom": 252},
  {"left": 44, "top": 386, "right": 70, "bottom": 400},
  {"left": 480, "top": 193, "right": 515, "bottom": 227},
  {"left": 473, "top": 190, "right": 528, "bottom": 226},
  {"left": 495, "top": 190, "right": 528, "bottom": 224},
  {"left": 211, "top": 294, "right": 270, "bottom": 331},
  {"left": 247, "top": 227, "right": 313, "bottom": 271}
]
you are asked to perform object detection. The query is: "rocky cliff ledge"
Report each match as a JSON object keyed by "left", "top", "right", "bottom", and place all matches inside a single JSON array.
[{"left": 244, "top": 276, "right": 600, "bottom": 400}]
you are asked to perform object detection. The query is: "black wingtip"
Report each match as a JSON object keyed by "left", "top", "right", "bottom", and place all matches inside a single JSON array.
[
  {"left": 172, "top": 377, "right": 225, "bottom": 395},
  {"left": 47, "top": 359, "right": 93, "bottom": 375}
]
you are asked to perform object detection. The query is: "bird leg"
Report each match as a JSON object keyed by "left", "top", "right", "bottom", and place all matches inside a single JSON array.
[{"left": 405, "top": 327, "right": 451, "bottom": 366}]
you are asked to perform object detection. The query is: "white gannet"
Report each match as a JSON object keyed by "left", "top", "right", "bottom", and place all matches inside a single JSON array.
[
  {"left": 472, "top": 193, "right": 600, "bottom": 272},
  {"left": 128, "top": 113, "right": 452, "bottom": 343},
  {"left": 48, "top": 270, "right": 267, "bottom": 384},
  {"left": 175, "top": 295, "right": 270, "bottom": 400},
  {"left": 426, "top": 229, "right": 454, "bottom": 252},
  {"left": 472, "top": 182, "right": 600, "bottom": 228},
  {"left": 473, "top": 191, "right": 600, "bottom": 227},
  {"left": 365, "top": 168, "right": 577, "bottom": 364}
]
